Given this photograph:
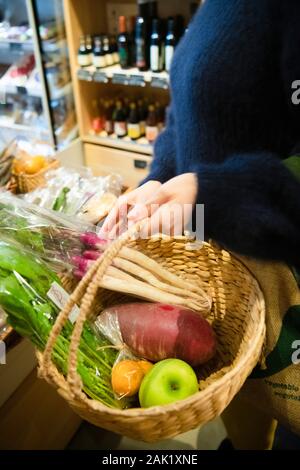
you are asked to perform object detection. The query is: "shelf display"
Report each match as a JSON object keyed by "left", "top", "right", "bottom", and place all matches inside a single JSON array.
[
  {"left": 89, "top": 95, "right": 167, "bottom": 150},
  {"left": 64, "top": 0, "right": 202, "bottom": 187},
  {"left": 0, "top": 0, "right": 77, "bottom": 150}
]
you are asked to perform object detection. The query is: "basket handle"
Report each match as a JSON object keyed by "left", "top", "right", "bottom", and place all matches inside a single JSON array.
[{"left": 40, "top": 219, "right": 148, "bottom": 399}]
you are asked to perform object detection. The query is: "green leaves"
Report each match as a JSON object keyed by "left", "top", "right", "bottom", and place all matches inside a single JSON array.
[{"left": 0, "top": 239, "right": 122, "bottom": 408}]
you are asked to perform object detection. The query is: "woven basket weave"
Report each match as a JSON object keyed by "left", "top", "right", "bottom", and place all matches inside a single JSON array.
[
  {"left": 12, "top": 159, "right": 59, "bottom": 193},
  {"left": 37, "top": 227, "right": 266, "bottom": 442}
]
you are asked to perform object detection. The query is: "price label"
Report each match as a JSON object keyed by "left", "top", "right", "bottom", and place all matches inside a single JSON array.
[
  {"left": 9, "top": 42, "right": 22, "bottom": 52},
  {"left": 16, "top": 86, "right": 27, "bottom": 95},
  {"left": 129, "top": 75, "right": 146, "bottom": 87},
  {"left": 94, "top": 71, "right": 108, "bottom": 83},
  {"left": 150, "top": 77, "right": 169, "bottom": 90},
  {"left": 112, "top": 74, "right": 130, "bottom": 86},
  {"left": 77, "top": 68, "right": 93, "bottom": 82}
]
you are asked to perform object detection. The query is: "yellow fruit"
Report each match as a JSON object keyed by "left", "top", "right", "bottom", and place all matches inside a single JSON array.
[
  {"left": 111, "top": 360, "right": 145, "bottom": 397},
  {"left": 23, "top": 155, "right": 46, "bottom": 175},
  {"left": 137, "top": 360, "right": 153, "bottom": 375}
]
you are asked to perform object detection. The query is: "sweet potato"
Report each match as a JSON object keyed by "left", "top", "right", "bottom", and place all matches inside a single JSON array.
[{"left": 111, "top": 302, "right": 216, "bottom": 367}]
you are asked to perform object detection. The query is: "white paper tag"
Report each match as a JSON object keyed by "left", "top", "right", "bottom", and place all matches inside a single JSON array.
[{"left": 47, "top": 282, "right": 80, "bottom": 325}]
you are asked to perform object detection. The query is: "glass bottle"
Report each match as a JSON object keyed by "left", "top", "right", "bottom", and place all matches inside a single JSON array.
[
  {"left": 127, "top": 102, "right": 141, "bottom": 141},
  {"left": 118, "top": 16, "right": 130, "bottom": 69},
  {"left": 150, "top": 18, "right": 162, "bottom": 73},
  {"left": 77, "top": 36, "right": 90, "bottom": 67},
  {"left": 146, "top": 104, "right": 159, "bottom": 143},
  {"left": 85, "top": 35, "right": 93, "bottom": 65},
  {"left": 93, "top": 36, "right": 106, "bottom": 69},
  {"left": 165, "top": 18, "right": 176, "bottom": 73},
  {"left": 113, "top": 100, "right": 127, "bottom": 138},
  {"left": 135, "top": 16, "right": 149, "bottom": 71}
]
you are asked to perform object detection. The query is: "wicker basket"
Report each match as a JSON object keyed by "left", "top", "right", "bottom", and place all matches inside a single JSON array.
[
  {"left": 12, "top": 159, "right": 60, "bottom": 193},
  {"left": 37, "top": 227, "right": 266, "bottom": 442}
]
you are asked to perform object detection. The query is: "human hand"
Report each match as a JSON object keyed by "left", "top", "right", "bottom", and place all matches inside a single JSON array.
[
  {"left": 100, "top": 174, "right": 198, "bottom": 240},
  {"left": 130, "top": 173, "right": 198, "bottom": 238},
  {"left": 100, "top": 180, "right": 162, "bottom": 239}
]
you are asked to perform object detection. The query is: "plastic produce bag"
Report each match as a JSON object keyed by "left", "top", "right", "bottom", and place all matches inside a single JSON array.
[
  {"left": 0, "top": 238, "right": 127, "bottom": 409},
  {"left": 0, "top": 192, "right": 96, "bottom": 271},
  {"left": 94, "top": 307, "right": 150, "bottom": 400},
  {"left": 23, "top": 166, "right": 123, "bottom": 223}
]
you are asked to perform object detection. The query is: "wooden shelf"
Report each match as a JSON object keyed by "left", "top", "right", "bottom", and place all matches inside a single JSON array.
[
  {"left": 77, "top": 65, "right": 169, "bottom": 90},
  {"left": 83, "top": 132, "right": 153, "bottom": 156}
]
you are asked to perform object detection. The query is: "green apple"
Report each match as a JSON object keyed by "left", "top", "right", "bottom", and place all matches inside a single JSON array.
[{"left": 139, "top": 358, "right": 198, "bottom": 408}]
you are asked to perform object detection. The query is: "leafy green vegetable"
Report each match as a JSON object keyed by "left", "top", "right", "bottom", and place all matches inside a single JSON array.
[
  {"left": 0, "top": 241, "right": 124, "bottom": 409},
  {"left": 52, "top": 187, "right": 71, "bottom": 212}
]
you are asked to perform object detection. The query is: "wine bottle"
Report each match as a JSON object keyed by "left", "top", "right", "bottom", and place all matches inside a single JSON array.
[
  {"left": 127, "top": 102, "right": 141, "bottom": 141},
  {"left": 104, "top": 100, "right": 114, "bottom": 135},
  {"left": 93, "top": 36, "right": 106, "bottom": 69},
  {"left": 85, "top": 35, "right": 93, "bottom": 65},
  {"left": 150, "top": 18, "right": 162, "bottom": 73},
  {"left": 128, "top": 16, "right": 136, "bottom": 67},
  {"left": 77, "top": 36, "right": 90, "bottom": 67},
  {"left": 113, "top": 100, "right": 127, "bottom": 138},
  {"left": 165, "top": 18, "right": 176, "bottom": 73},
  {"left": 138, "top": 98, "right": 147, "bottom": 136},
  {"left": 146, "top": 104, "right": 159, "bottom": 143},
  {"left": 136, "top": 16, "right": 149, "bottom": 71},
  {"left": 118, "top": 16, "right": 130, "bottom": 69},
  {"left": 103, "top": 36, "right": 114, "bottom": 66}
]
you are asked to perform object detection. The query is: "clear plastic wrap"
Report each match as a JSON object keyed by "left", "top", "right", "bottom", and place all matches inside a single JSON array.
[
  {"left": 0, "top": 238, "right": 127, "bottom": 409},
  {"left": 94, "top": 307, "right": 151, "bottom": 400},
  {"left": 23, "top": 166, "right": 123, "bottom": 223},
  {"left": 0, "top": 192, "right": 97, "bottom": 271}
]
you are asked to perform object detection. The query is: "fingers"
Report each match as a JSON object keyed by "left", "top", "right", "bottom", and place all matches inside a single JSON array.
[
  {"left": 100, "top": 194, "right": 132, "bottom": 236},
  {"left": 139, "top": 202, "right": 187, "bottom": 239}
]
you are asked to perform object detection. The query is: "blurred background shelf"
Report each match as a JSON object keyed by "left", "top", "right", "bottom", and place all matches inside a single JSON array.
[
  {"left": 77, "top": 64, "right": 169, "bottom": 89},
  {"left": 84, "top": 132, "right": 153, "bottom": 155}
]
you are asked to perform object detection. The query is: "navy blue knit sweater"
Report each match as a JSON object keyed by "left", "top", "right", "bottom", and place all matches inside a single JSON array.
[{"left": 143, "top": 0, "right": 300, "bottom": 266}]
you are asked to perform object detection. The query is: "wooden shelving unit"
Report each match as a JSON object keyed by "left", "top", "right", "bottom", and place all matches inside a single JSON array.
[{"left": 63, "top": 0, "right": 198, "bottom": 186}]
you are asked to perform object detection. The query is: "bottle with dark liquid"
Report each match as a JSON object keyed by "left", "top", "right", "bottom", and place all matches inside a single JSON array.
[
  {"left": 113, "top": 100, "right": 127, "bottom": 138},
  {"left": 111, "top": 36, "right": 120, "bottom": 64},
  {"left": 135, "top": 16, "right": 149, "bottom": 71},
  {"left": 93, "top": 36, "right": 106, "bottom": 69},
  {"left": 104, "top": 100, "right": 114, "bottom": 135},
  {"left": 127, "top": 102, "right": 141, "bottom": 141},
  {"left": 138, "top": 98, "right": 147, "bottom": 136},
  {"left": 118, "top": 16, "right": 130, "bottom": 69},
  {"left": 146, "top": 104, "right": 159, "bottom": 143},
  {"left": 128, "top": 16, "right": 136, "bottom": 66},
  {"left": 77, "top": 36, "right": 90, "bottom": 67},
  {"left": 150, "top": 18, "right": 162, "bottom": 73},
  {"left": 165, "top": 18, "right": 176, "bottom": 73}
]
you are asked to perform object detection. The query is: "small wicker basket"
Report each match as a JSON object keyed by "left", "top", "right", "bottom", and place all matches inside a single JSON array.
[
  {"left": 37, "top": 226, "right": 266, "bottom": 443},
  {"left": 12, "top": 159, "right": 59, "bottom": 193}
]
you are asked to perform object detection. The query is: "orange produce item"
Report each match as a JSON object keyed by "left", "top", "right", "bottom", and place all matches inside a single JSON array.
[
  {"left": 138, "top": 360, "right": 153, "bottom": 375},
  {"left": 23, "top": 155, "right": 47, "bottom": 175},
  {"left": 111, "top": 359, "right": 153, "bottom": 398}
]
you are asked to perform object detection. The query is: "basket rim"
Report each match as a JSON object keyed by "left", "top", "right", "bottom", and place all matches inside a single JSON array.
[
  {"left": 40, "top": 243, "right": 266, "bottom": 418},
  {"left": 12, "top": 158, "right": 59, "bottom": 180}
]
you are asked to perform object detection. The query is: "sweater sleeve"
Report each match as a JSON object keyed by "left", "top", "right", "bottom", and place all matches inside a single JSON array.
[
  {"left": 140, "top": 105, "right": 176, "bottom": 185},
  {"left": 191, "top": 152, "right": 300, "bottom": 267}
]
